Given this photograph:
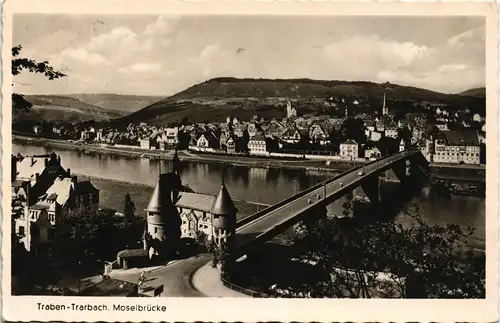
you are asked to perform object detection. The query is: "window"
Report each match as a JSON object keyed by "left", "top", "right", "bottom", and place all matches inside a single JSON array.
[
  {"left": 18, "top": 226, "right": 25, "bottom": 236},
  {"left": 154, "top": 227, "right": 158, "bottom": 234}
]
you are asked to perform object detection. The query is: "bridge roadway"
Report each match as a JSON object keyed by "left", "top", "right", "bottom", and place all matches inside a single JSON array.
[{"left": 233, "top": 150, "right": 420, "bottom": 255}]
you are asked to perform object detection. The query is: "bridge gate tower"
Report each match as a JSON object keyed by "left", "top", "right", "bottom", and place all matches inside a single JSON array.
[
  {"left": 210, "top": 179, "right": 238, "bottom": 247},
  {"left": 143, "top": 157, "right": 182, "bottom": 259}
]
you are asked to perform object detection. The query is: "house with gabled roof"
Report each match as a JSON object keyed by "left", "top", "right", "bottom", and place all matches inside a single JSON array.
[
  {"left": 281, "top": 127, "right": 304, "bottom": 144},
  {"left": 309, "top": 124, "right": 329, "bottom": 145},
  {"left": 16, "top": 175, "right": 99, "bottom": 252}
]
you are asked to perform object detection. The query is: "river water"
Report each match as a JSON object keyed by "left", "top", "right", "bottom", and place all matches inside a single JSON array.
[{"left": 13, "top": 143, "right": 485, "bottom": 249}]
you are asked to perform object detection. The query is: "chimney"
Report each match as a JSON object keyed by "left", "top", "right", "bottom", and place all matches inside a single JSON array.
[
  {"left": 35, "top": 173, "right": 40, "bottom": 182},
  {"left": 67, "top": 168, "right": 71, "bottom": 176},
  {"left": 44, "top": 158, "right": 49, "bottom": 167},
  {"left": 71, "top": 175, "right": 78, "bottom": 183}
]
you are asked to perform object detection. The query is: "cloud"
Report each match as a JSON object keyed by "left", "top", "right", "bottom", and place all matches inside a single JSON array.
[
  {"left": 84, "top": 26, "right": 153, "bottom": 62},
  {"left": 13, "top": 16, "right": 485, "bottom": 96},
  {"left": 88, "top": 26, "right": 138, "bottom": 51},
  {"left": 144, "top": 16, "right": 180, "bottom": 36},
  {"left": 323, "top": 35, "right": 432, "bottom": 71},
  {"left": 60, "top": 48, "right": 108, "bottom": 65},
  {"left": 438, "top": 64, "right": 467, "bottom": 73},
  {"left": 199, "top": 45, "right": 220, "bottom": 60},
  {"left": 119, "top": 62, "right": 163, "bottom": 74},
  {"left": 447, "top": 25, "right": 485, "bottom": 47}
]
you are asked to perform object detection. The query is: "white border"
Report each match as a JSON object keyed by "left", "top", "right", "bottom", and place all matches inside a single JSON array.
[{"left": 2, "top": 1, "right": 498, "bottom": 322}]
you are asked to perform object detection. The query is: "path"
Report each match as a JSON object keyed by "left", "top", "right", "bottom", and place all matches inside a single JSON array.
[
  {"left": 191, "top": 262, "right": 251, "bottom": 298},
  {"left": 109, "top": 256, "right": 210, "bottom": 297}
]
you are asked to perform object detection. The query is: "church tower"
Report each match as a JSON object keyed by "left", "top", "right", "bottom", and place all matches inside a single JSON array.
[
  {"left": 382, "top": 90, "right": 389, "bottom": 116},
  {"left": 210, "top": 177, "right": 238, "bottom": 247},
  {"left": 143, "top": 158, "right": 182, "bottom": 259}
]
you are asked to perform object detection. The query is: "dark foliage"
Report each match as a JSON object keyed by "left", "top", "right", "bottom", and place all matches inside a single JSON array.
[
  {"left": 12, "top": 45, "right": 66, "bottom": 118},
  {"left": 285, "top": 204, "right": 485, "bottom": 298}
]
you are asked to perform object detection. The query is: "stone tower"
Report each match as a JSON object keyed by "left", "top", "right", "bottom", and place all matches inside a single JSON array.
[
  {"left": 210, "top": 178, "right": 238, "bottom": 247},
  {"left": 143, "top": 159, "right": 182, "bottom": 259}
]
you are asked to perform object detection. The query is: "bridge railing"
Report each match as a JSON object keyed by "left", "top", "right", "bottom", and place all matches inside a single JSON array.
[
  {"left": 236, "top": 150, "right": 418, "bottom": 229},
  {"left": 220, "top": 274, "right": 270, "bottom": 298}
]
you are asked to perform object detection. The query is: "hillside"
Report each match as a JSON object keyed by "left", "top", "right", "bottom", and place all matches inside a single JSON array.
[
  {"left": 66, "top": 94, "right": 163, "bottom": 114},
  {"left": 21, "top": 95, "right": 125, "bottom": 122},
  {"left": 120, "top": 78, "right": 486, "bottom": 125},
  {"left": 459, "top": 87, "right": 486, "bottom": 98}
]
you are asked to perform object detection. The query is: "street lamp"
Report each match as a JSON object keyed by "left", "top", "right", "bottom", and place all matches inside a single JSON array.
[{"left": 293, "top": 180, "right": 298, "bottom": 195}]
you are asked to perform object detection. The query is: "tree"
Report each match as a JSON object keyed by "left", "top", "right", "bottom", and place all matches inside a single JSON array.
[
  {"left": 11, "top": 194, "right": 28, "bottom": 278},
  {"left": 340, "top": 118, "right": 366, "bottom": 144},
  {"left": 123, "top": 193, "right": 136, "bottom": 225},
  {"left": 287, "top": 204, "right": 484, "bottom": 298},
  {"left": 397, "top": 126, "right": 412, "bottom": 144},
  {"left": 195, "top": 231, "right": 207, "bottom": 248},
  {"left": 206, "top": 239, "right": 218, "bottom": 268},
  {"left": 218, "top": 240, "right": 234, "bottom": 279},
  {"left": 12, "top": 45, "right": 66, "bottom": 117}
]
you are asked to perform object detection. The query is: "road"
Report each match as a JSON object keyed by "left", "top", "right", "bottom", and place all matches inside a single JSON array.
[
  {"left": 109, "top": 255, "right": 210, "bottom": 297},
  {"left": 234, "top": 150, "right": 418, "bottom": 250}
]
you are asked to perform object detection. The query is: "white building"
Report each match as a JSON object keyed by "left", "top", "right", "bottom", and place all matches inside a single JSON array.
[
  {"left": 340, "top": 140, "right": 359, "bottom": 160},
  {"left": 196, "top": 134, "right": 209, "bottom": 148},
  {"left": 248, "top": 132, "right": 267, "bottom": 155},
  {"left": 384, "top": 124, "right": 398, "bottom": 139},
  {"left": 165, "top": 127, "right": 179, "bottom": 145},
  {"left": 399, "top": 139, "right": 406, "bottom": 152},
  {"left": 432, "top": 130, "right": 481, "bottom": 165},
  {"left": 139, "top": 138, "right": 150, "bottom": 150}
]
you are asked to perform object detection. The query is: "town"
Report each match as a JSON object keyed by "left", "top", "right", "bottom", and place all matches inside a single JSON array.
[
  {"left": 11, "top": 88, "right": 486, "bottom": 297},
  {"left": 16, "top": 93, "right": 486, "bottom": 166},
  {"left": 9, "top": 14, "right": 488, "bottom": 304}
]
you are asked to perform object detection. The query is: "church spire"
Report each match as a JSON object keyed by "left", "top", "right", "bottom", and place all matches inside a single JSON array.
[{"left": 382, "top": 89, "right": 389, "bottom": 116}]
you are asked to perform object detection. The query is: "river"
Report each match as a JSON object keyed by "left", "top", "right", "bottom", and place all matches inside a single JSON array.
[{"left": 13, "top": 143, "right": 485, "bottom": 249}]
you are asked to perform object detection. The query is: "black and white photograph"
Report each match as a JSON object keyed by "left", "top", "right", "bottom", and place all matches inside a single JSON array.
[{"left": 3, "top": 1, "right": 498, "bottom": 321}]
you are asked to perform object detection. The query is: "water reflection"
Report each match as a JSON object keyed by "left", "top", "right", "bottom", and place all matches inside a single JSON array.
[{"left": 13, "top": 143, "right": 485, "bottom": 247}]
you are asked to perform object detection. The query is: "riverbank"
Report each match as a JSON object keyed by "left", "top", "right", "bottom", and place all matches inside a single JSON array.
[
  {"left": 12, "top": 135, "right": 361, "bottom": 173},
  {"left": 13, "top": 134, "right": 486, "bottom": 180}
]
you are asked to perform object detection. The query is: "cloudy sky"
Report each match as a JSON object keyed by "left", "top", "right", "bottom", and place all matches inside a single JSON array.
[{"left": 13, "top": 15, "right": 485, "bottom": 96}]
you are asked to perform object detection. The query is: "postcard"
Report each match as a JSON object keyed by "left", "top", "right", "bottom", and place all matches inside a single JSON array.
[{"left": 2, "top": 0, "right": 498, "bottom": 321}]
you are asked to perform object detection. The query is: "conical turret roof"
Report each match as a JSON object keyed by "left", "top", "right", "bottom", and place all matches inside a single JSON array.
[
  {"left": 147, "top": 176, "right": 167, "bottom": 213},
  {"left": 211, "top": 183, "right": 237, "bottom": 215}
]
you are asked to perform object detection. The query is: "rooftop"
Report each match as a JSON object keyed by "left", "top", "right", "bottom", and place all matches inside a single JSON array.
[
  {"left": 211, "top": 184, "right": 238, "bottom": 215},
  {"left": 176, "top": 192, "right": 216, "bottom": 213},
  {"left": 117, "top": 249, "right": 148, "bottom": 258},
  {"left": 441, "top": 130, "right": 479, "bottom": 146}
]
